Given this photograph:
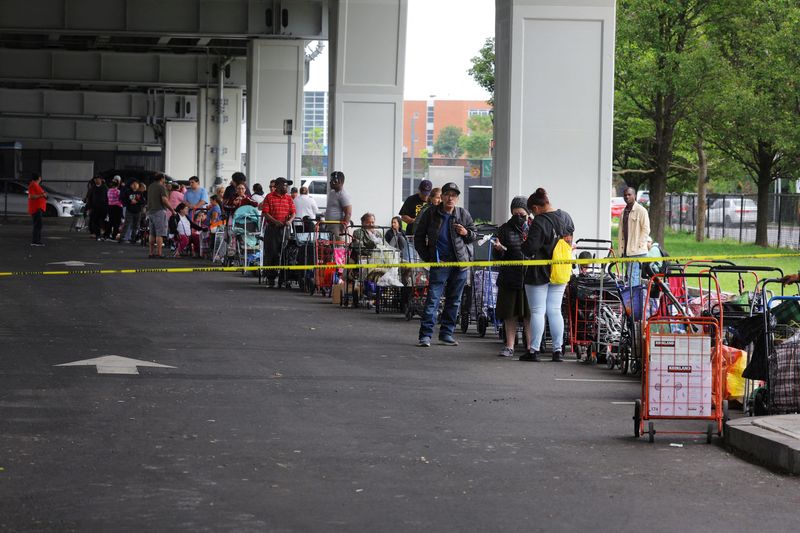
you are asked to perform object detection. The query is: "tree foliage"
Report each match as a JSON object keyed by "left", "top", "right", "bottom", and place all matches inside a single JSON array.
[
  {"left": 434, "top": 126, "right": 465, "bottom": 159},
  {"left": 460, "top": 114, "right": 492, "bottom": 158},
  {"left": 468, "top": 37, "right": 495, "bottom": 106}
]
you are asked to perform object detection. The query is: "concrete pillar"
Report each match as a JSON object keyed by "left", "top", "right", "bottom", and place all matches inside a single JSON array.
[
  {"left": 493, "top": 0, "right": 616, "bottom": 240},
  {"left": 328, "top": 0, "right": 408, "bottom": 227},
  {"left": 197, "top": 87, "right": 243, "bottom": 190},
  {"left": 246, "top": 40, "right": 304, "bottom": 188}
]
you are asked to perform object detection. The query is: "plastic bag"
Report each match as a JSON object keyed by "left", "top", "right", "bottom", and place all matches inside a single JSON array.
[
  {"left": 377, "top": 268, "right": 404, "bottom": 287},
  {"left": 723, "top": 345, "right": 747, "bottom": 403}
]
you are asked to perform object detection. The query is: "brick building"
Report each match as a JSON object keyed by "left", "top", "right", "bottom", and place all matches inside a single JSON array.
[{"left": 402, "top": 99, "right": 492, "bottom": 157}]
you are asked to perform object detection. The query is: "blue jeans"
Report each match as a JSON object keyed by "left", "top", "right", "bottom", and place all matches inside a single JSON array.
[
  {"left": 419, "top": 267, "right": 468, "bottom": 341},
  {"left": 525, "top": 283, "right": 567, "bottom": 352},
  {"left": 625, "top": 254, "right": 646, "bottom": 287}
]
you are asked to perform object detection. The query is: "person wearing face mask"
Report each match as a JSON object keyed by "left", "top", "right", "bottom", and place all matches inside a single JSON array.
[{"left": 492, "top": 197, "right": 533, "bottom": 357}]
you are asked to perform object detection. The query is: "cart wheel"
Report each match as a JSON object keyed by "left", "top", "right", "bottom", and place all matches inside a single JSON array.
[
  {"left": 648, "top": 422, "right": 655, "bottom": 443},
  {"left": 575, "top": 345, "right": 582, "bottom": 361},
  {"left": 307, "top": 281, "right": 316, "bottom": 296},
  {"left": 477, "top": 315, "right": 488, "bottom": 337},
  {"left": 460, "top": 311, "right": 470, "bottom": 334},
  {"left": 606, "top": 351, "right": 616, "bottom": 370},
  {"left": 405, "top": 305, "right": 414, "bottom": 321},
  {"left": 706, "top": 423, "right": 714, "bottom": 444},
  {"left": 595, "top": 345, "right": 607, "bottom": 365},
  {"left": 629, "top": 358, "right": 641, "bottom": 376},
  {"left": 634, "top": 400, "right": 642, "bottom": 438}
]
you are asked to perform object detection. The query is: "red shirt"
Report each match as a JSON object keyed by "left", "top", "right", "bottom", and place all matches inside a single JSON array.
[
  {"left": 28, "top": 181, "right": 46, "bottom": 215},
  {"left": 261, "top": 192, "right": 296, "bottom": 225}
]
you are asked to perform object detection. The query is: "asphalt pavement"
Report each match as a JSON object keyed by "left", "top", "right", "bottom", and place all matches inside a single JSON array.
[{"left": 1, "top": 218, "right": 798, "bottom": 532}]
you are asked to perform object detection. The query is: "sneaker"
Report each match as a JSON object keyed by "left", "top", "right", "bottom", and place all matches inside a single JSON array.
[
  {"left": 30, "top": 242, "right": 45, "bottom": 247},
  {"left": 552, "top": 350, "right": 563, "bottom": 362},
  {"left": 519, "top": 351, "right": 540, "bottom": 362},
  {"left": 438, "top": 336, "right": 459, "bottom": 346},
  {"left": 498, "top": 347, "right": 515, "bottom": 358},
  {"left": 417, "top": 337, "right": 431, "bottom": 347}
]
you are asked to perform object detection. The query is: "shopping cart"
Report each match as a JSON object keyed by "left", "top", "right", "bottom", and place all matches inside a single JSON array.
[
  {"left": 634, "top": 272, "right": 728, "bottom": 443},
  {"left": 308, "top": 220, "right": 350, "bottom": 297}
]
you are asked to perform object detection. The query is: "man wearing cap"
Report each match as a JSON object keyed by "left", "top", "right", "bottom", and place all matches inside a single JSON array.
[
  {"left": 260, "top": 177, "right": 296, "bottom": 287},
  {"left": 326, "top": 171, "right": 352, "bottom": 238},
  {"left": 399, "top": 179, "right": 432, "bottom": 236},
  {"left": 413, "top": 182, "right": 477, "bottom": 347}
]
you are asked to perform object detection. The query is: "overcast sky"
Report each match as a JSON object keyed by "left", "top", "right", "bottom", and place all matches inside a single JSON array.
[{"left": 305, "top": 0, "right": 494, "bottom": 101}]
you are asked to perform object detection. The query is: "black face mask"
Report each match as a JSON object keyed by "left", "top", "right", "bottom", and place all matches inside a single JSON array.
[{"left": 512, "top": 214, "right": 527, "bottom": 228}]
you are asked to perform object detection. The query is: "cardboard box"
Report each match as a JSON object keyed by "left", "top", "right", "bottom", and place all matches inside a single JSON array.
[{"left": 331, "top": 283, "right": 343, "bottom": 305}]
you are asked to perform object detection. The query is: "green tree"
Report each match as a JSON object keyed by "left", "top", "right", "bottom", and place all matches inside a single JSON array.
[
  {"left": 434, "top": 126, "right": 464, "bottom": 159},
  {"left": 304, "top": 127, "right": 324, "bottom": 156},
  {"left": 615, "top": 0, "right": 736, "bottom": 244},
  {"left": 703, "top": 0, "right": 800, "bottom": 245},
  {"left": 468, "top": 37, "right": 495, "bottom": 106},
  {"left": 460, "top": 114, "right": 493, "bottom": 158}
]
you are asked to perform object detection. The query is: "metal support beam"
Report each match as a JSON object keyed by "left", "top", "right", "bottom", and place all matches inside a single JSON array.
[
  {"left": 0, "top": 48, "right": 247, "bottom": 89},
  {"left": 0, "top": 0, "right": 328, "bottom": 40}
]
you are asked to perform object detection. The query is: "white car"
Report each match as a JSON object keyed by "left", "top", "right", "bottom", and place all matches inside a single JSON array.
[
  {"left": 300, "top": 177, "right": 328, "bottom": 213},
  {"left": 708, "top": 197, "right": 757, "bottom": 226},
  {"left": 0, "top": 180, "right": 85, "bottom": 217}
]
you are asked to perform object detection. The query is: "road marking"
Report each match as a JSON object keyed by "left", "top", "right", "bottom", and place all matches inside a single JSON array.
[
  {"left": 55, "top": 355, "right": 176, "bottom": 375},
  {"left": 554, "top": 378, "right": 639, "bottom": 383},
  {"left": 611, "top": 401, "right": 636, "bottom": 405},
  {"left": 47, "top": 261, "right": 101, "bottom": 267}
]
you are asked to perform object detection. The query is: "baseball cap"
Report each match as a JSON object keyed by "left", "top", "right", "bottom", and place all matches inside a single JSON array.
[
  {"left": 419, "top": 179, "right": 433, "bottom": 193},
  {"left": 274, "top": 177, "right": 293, "bottom": 186},
  {"left": 441, "top": 182, "right": 461, "bottom": 195}
]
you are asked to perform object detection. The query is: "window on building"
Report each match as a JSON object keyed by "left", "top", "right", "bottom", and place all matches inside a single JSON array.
[{"left": 468, "top": 109, "right": 491, "bottom": 117}]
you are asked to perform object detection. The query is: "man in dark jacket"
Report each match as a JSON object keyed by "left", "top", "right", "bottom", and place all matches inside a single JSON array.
[
  {"left": 413, "top": 182, "right": 477, "bottom": 347},
  {"left": 85, "top": 175, "right": 109, "bottom": 241}
]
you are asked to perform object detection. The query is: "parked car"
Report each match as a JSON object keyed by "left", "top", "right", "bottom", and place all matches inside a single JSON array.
[
  {"left": 637, "top": 189, "right": 650, "bottom": 207},
  {"left": 0, "top": 180, "right": 84, "bottom": 217},
  {"left": 708, "top": 197, "right": 757, "bottom": 226},
  {"left": 300, "top": 176, "right": 328, "bottom": 213},
  {"left": 611, "top": 196, "right": 626, "bottom": 218}
]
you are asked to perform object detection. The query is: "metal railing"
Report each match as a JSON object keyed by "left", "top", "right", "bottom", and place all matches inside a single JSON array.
[{"left": 664, "top": 192, "right": 800, "bottom": 249}]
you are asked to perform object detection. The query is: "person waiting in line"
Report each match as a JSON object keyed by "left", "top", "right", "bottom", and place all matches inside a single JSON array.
[
  {"left": 414, "top": 182, "right": 477, "bottom": 347},
  {"left": 294, "top": 186, "right": 320, "bottom": 232},
  {"left": 106, "top": 176, "right": 124, "bottom": 241},
  {"left": 492, "top": 197, "right": 533, "bottom": 357},
  {"left": 120, "top": 181, "right": 144, "bottom": 243},
  {"left": 224, "top": 183, "right": 258, "bottom": 212},
  {"left": 173, "top": 203, "right": 206, "bottom": 256},
  {"left": 85, "top": 175, "right": 109, "bottom": 241},
  {"left": 352, "top": 212, "right": 382, "bottom": 258},
  {"left": 183, "top": 176, "right": 209, "bottom": 218},
  {"left": 206, "top": 195, "right": 224, "bottom": 229},
  {"left": 618, "top": 187, "right": 650, "bottom": 286},
  {"left": 290, "top": 187, "right": 299, "bottom": 200},
  {"left": 167, "top": 182, "right": 184, "bottom": 212},
  {"left": 147, "top": 173, "right": 175, "bottom": 259},
  {"left": 399, "top": 179, "right": 432, "bottom": 236},
  {"left": 251, "top": 183, "right": 266, "bottom": 204},
  {"left": 27, "top": 173, "right": 47, "bottom": 246},
  {"left": 223, "top": 172, "right": 251, "bottom": 203},
  {"left": 325, "top": 171, "right": 352, "bottom": 239},
  {"left": 520, "top": 188, "right": 574, "bottom": 362},
  {"left": 385, "top": 216, "right": 410, "bottom": 260},
  {"left": 260, "top": 177, "right": 296, "bottom": 287}
]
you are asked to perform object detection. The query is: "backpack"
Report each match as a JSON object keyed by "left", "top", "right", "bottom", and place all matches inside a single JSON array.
[{"left": 542, "top": 212, "right": 572, "bottom": 284}]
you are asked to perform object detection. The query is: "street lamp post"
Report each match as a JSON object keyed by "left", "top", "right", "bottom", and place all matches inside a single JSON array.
[{"left": 410, "top": 112, "right": 419, "bottom": 194}]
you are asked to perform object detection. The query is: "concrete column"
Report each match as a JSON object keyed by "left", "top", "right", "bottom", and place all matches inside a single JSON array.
[
  {"left": 328, "top": 0, "right": 407, "bottom": 226},
  {"left": 197, "top": 87, "right": 243, "bottom": 190},
  {"left": 246, "top": 39, "right": 304, "bottom": 187},
  {"left": 494, "top": 0, "right": 616, "bottom": 240}
]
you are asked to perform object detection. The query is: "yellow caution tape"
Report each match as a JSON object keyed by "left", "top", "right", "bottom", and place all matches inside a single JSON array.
[{"left": 0, "top": 253, "right": 798, "bottom": 277}]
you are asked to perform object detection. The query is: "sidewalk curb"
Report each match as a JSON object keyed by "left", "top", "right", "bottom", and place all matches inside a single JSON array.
[{"left": 725, "top": 417, "right": 800, "bottom": 475}]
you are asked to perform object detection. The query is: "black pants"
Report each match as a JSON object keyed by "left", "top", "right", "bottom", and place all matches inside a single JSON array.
[
  {"left": 31, "top": 209, "right": 43, "bottom": 244},
  {"left": 263, "top": 225, "right": 285, "bottom": 282},
  {"left": 89, "top": 207, "right": 107, "bottom": 238},
  {"left": 107, "top": 205, "right": 123, "bottom": 239}
]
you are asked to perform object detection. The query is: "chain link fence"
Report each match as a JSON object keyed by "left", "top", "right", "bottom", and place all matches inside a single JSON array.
[{"left": 664, "top": 192, "right": 800, "bottom": 249}]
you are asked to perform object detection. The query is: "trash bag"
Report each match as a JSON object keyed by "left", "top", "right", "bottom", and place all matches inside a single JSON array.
[{"left": 723, "top": 346, "right": 747, "bottom": 403}]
